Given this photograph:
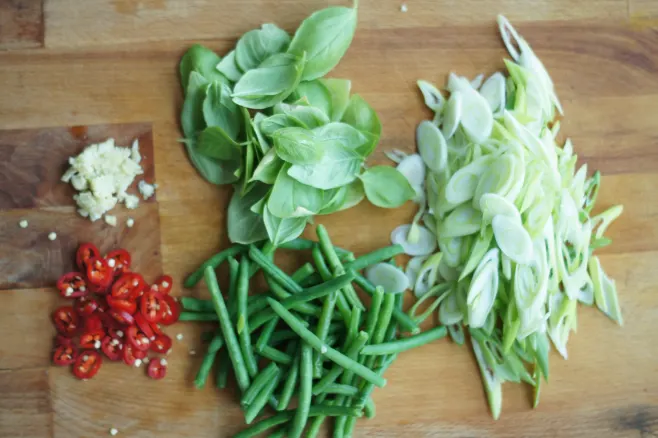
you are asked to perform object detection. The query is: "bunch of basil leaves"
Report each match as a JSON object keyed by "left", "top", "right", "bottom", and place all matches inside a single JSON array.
[{"left": 178, "top": 2, "right": 415, "bottom": 245}]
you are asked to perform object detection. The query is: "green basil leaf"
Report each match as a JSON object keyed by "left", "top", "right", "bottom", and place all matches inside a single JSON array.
[
  {"left": 235, "top": 24, "right": 291, "bottom": 72},
  {"left": 274, "top": 102, "right": 330, "bottom": 130},
  {"left": 269, "top": 164, "right": 325, "bottom": 218},
  {"left": 252, "top": 112, "right": 271, "bottom": 154},
  {"left": 251, "top": 148, "right": 284, "bottom": 184},
  {"left": 321, "top": 78, "right": 352, "bottom": 121},
  {"left": 314, "top": 122, "right": 371, "bottom": 154},
  {"left": 260, "top": 113, "right": 308, "bottom": 138},
  {"left": 263, "top": 204, "right": 307, "bottom": 246},
  {"left": 216, "top": 50, "right": 243, "bottom": 82},
  {"left": 290, "top": 80, "right": 333, "bottom": 117},
  {"left": 272, "top": 127, "right": 324, "bottom": 165},
  {"left": 203, "top": 82, "right": 241, "bottom": 140},
  {"left": 359, "top": 165, "right": 415, "bottom": 208},
  {"left": 183, "top": 139, "right": 241, "bottom": 185},
  {"left": 196, "top": 126, "right": 241, "bottom": 160},
  {"left": 250, "top": 193, "right": 269, "bottom": 215},
  {"left": 287, "top": 5, "right": 358, "bottom": 81},
  {"left": 228, "top": 183, "right": 269, "bottom": 244},
  {"left": 318, "top": 179, "right": 364, "bottom": 214},
  {"left": 179, "top": 44, "right": 227, "bottom": 94},
  {"left": 181, "top": 71, "right": 209, "bottom": 139},
  {"left": 341, "top": 94, "right": 382, "bottom": 138},
  {"left": 232, "top": 53, "right": 306, "bottom": 109}
]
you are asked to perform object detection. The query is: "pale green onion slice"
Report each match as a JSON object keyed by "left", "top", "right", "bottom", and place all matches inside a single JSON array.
[
  {"left": 416, "top": 121, "right": 448, "bottom": 174},
  {"left": 438, "top": 203, "right": 482, "bottom": 238},
  {"left": 492, "top": 215, "right": 533, "bottom": 265},
  {"left": 467, "top": 248, "right": 500, "bottom": 328},
  {"left": 471, "top": 73, "right": 485, "bottom": 90},
  {"left": 589, "top": 256, "right": 623, "bottom": 325},
  {"left": 472, "top": 337, "right": 503, "bottom": 420},
  {"left": 365, "top": 263, "right": 410, "bottom": 294},
  {"left": 405, "top": 255, "right": 428, "bottom": 286},
  {"left": 460, "top": 88, "right": 494, "bottom": 144},
  {"left": 439, "top": 288, "right": 463, "bottom": 325},
  {"left": 445, "top": 156, "right": 489, "bottom": 205},
  {"left": 397, "top": 154, "right": 426, "bottom": 202},
  {"left": 441, "top": 91, "right": 463, "bottom": 140},
  {"left": 438, "top": 237, "right": 463, "bottom": 268},
  {"left": 414, "top": 252, "right": 443, "bottom": 297},
  {"left": 591, "top": 205, "right": 623, "bottom": 240},
  {"left": 390, "top": 224, "right": 437, "bottom": 256},
  {"left": 417, "top": 80, "right": 445, "bottom": 113},
  {"left": 479, "top": 72, "right": 506, "bottom": 113},
  {"left": 384, "top": 149, "right": 408, "bottom": 164},
  {"left": 480, "top": 193, "right": 521, "bottom": 226},
  {"left": 460, "top": 227, "right": 494, "bottom": 281}
]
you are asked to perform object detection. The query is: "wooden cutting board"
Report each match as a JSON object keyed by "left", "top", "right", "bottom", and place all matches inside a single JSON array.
[{"left": 1, "top": 1, "right": 657, "bottom": 437}]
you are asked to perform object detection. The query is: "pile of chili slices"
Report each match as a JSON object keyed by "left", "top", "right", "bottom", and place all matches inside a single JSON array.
[{"left": 51, "top": 242, "right": 180, "bottom": 380}]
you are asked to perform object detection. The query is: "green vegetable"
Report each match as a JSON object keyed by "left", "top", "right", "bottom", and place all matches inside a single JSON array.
[
  {"left": 216, "top": 50, "right": 242, "bottom": 82},
  {"left": 237, "top": 258, "right": 259, "bottom": 377},
  {"left": 322, "top": 78, "right": 352, "bottom": 121},
  {"left": 244, "top": 370, "right": 282, "bottom": 424},
  {"left": 235, "top": 24, "right": 290, "bottom": 72},
  {"left": 291, "top": 80, "right": 333, "bottom": 116},
  {"left": 233, "top": 52, "right": 306, "bottom": 109},
  {"left": 202, "top": 81, "right": 241, "bottom": 140},
  {"left": 263, "top": 205, "right": 308, "bottom": 246},
  {"left": 268, "top": 164, "right": 325, "bottom": 217},
  {"left": 341, "top": 94, "right": 382, "bottom": 139},
  {"left": 227, "top": 183, "right": 269, "bottom": 244},
  {"left": 242, "top": 362, "right": 279, "bottom": 407},
  {"left": 360, "top": 326, "right": 448, "bottom": 355},
  {"left": 359, "top": 166, "right": 415, "bottom": 208},
  {"left": 204, "top": 266, "right": 251, "bottom": 392},
  {"left": 194, "top": 334, "right": 224, "bottom": 389},
  {"left": 272, "top": 127, "right": 324, "bottom": 166},
  {"left": 289, "top": 342, "right": 313, "bottom": 438},
  {"left": 287, "top": 3, "right": 358, "bottom": 81},
  {"left": 248, "top": 245, "right": 303, "bottom": 294},
  {"left": 267, "top": 298, "right": 387, "bottom": 388},
  {"left": 179, "top": 44, "right": 226, "bottom": 93}
]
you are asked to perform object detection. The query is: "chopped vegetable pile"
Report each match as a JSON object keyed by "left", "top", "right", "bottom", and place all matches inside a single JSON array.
[
  {"left": 182, "top": 227, "right": 448, "bottom": 437},
  {"left": 382, "top": 16, "right": 624, "bottom": 418},
  {"left": 178, "top": 1, "right": 414, "bottom": 246},
  {"left": 51, "top": 242, "right": 180, "bottom": 380}
]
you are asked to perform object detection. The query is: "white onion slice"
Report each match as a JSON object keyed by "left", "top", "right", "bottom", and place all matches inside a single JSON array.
[
  {"left": 442, "top": 91, "right": 463, "bottom": 140},
  {"left": 365, "top": 263, "right": 410, "bottom": 294},
  {"left": 479, "top": 72, "right": 506, "bottom": 113},
  {"left": 417, "top": 80, "right": 445, "bottom": 113},
  {"left": 460, "top": 88, "right": 494, "bottom": 144},
  {"left": 414, "top": 253, "right": 442, "bottom": 297},
  {"left": 492, "top": 214, "right": 533, "bottom": 265},
  {"left": 390, "top": 224, "right": 437, "bottom": 256},
  {"left": 405, "top": 255, "right": 428, "bottom": 286},
  {"left": 416, "top": 121, "right": 448, "bottom": 174}
]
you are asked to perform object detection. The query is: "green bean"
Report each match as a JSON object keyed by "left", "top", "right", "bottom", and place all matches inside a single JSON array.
[
  {"left": 259, "top": 345, "right": 293, "bottom": 365},
  {"left": 305, "top": 414, "right": 326, "bottom": 438},
  {"left": 372, "top": 293, "right": 395, "bottom": 345},
  {"left": 345, "top": 307, "right": 362, "bottom": 348},
  {"left": 179, "top": 311, "right": 218, "bottom": 322},
  {"left": 364, "top": 397, "right": 376, "bottom": 418},
  {"left": 216, "top": 350, "right": 229, "bottom": 388},
  {"left": 269, "top": 329, "right": 297, "bottom": 347},
  {"left": 322, "top": 383, "right": 359, "bottom": 396},
  {"left": 280, "top": 238, "right": 353, "bottom": 259},
  {"left": 276, "top": 355, "right": 299, "bottom": 411},
  {"left": 247, "top": 294, "right": 270, "bottom": 316},
  {"left": 180, "top": 296, "right": 214, "bottom": 312},
  {"left": 264, "top": 276, "right": 324, "bottom": 316},
  {"left": 268, "top": 298, "right": 386, "bottom": 388},
  {"left": 184, "top": 245, "right": 245, "bottom": 288},
  {"left": 313, "top": 286, "right": 338, "bottom": 378},
  {"left": 194, "top": 334, "right": 224, "bottom": 389},
  {"left": 312, "top": 331, "right": 369, "bottom": 395},
  {"left": 236, "top": 258, "right": 258, "bottom": 378},
  {"left": 248, "top": 245, "right": 303, "bottom": 294},
  {"left": 353, "top": 356, "right": 396, "bottom": 411},
  {"left": 245, "top": 370, "right": 281, "bottom": 424},
  {"left": 233, "top": 405, "right": 362, "bottom": 438},
  {"left": 311, "top": 243, "right": 353, "bottom": 327},
  {"left": 364, "top": 286, "right": 384, "bottom": 338},
  {"left": 204, "top": 266, "right": 250, "bottom": 392},
  {"left": 268, "top": 429, "right": 286, "bottom": 438},
  {"left": 316, "top": 226, "right": 365, "bottom": 312},
  {"left": 344, "top": 244, "right": 405, "bottom": 272},
  {"left": 353, "top": 274, "right": 420, "bottom": 334},
  {"left": 333, "top": 326, "right": 362, "bottom": 438},
  {"left": 248, "top": 240, "right": 275, "bottom": 277},
  {"left": 255, "top": 317, "right": 279, "bottom": 353},
  {"left": 242, "top": 362, "right": 279, "bottom": 407},
  {"left": 283, "top": 271, "right": 356, "bottom": 307},
  {"left": 289, "top": 342, "right": 313, "bottom": 438},
  {"left": 361, "top": 327, "right": 448, "bottom": 356}
]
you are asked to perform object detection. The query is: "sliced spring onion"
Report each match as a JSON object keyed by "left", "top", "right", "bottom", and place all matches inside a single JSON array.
[
  {"left": 441, "top": 91, "right": 462, "bottom": 140},
  {"left": 365, "top": 263, "right": 410, "bottom": 294},
  {"left": 390, "top": 224, "right": 437, "bottom": 256},
  {"left": 416, "top": 121, "right": 448, "bottom": 174}
]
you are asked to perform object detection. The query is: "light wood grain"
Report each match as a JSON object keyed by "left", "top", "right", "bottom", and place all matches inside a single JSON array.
[{"left": 1, "top": 0, "right": 657, "bottom": 437}]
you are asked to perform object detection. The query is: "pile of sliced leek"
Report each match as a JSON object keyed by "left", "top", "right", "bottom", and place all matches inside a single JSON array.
[{"left": 371, "top": 16, "right": 624, "bottom": 418}]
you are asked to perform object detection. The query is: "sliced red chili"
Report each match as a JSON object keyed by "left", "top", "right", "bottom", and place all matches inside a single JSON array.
[
  {"left": 79, "top": 329, "right": 105, "bottom": 350},
  {"left": 109, "top": 309, "right": 135, "bottom": 326},
  {"left": 101, "top": 336, "right": 123, "bottom": 361},
  {"left": 76, "top": 243, "right": 100, "bottom": 271},
  {"left": 72, "top": 350, "right": 102, "bottom": 380},
  {"left": 106, "top": 295, "right": 137, "bottom": 315},
  {"left": 134, "top": 313, "right": 155, "bottom": 339},
  {"left": 149, "top": 321, "right": 163, "bottom": 336},
  {"left": 87, "top": 281, "right": 110, "bottom": 295},
  {"left": 159, "top": 295, "right": 180, "bottom": 326},
  {"left": 140, "top": 290, "right": 163, "bottom": 324},
  {"left": 151, "top": 275, "right": 173, "bottom": 295},
  {"left": 126, "top": 325, "right": 151, "bottom": 352},
  {"left": 147, "top": 357, "right": 167, "bottom": 380},
  {"left": 150, "top": 334, "right": 172, "bottom": 354},
  {"left": 107, "top": 325, "right": 126, "bottom": 340},
  {"left": 74, "top": 296, "right": 99, "bottom": 316},
  {"left": 53, "top": 306, "right": 80, "bottom": 337},
  {"left": 83, "top": 314, "right": 104, "bottom": 333},
  {"left": 53, "top": 344, "right": 78, "bottom": 366},
  {"left": 56, "top": 272, "right": 88, "bottom": 299},
  {"left": 122, "top": 342, "right": 147, "bottom": 366},
  {"left": 111, "top": 273, "right": 146, "bottom": 301},
  {"left": 86, "top": 257, "right": 113, "bottom": 288},
  {"left": 55, "top": 334, "right": 74, "bottom": 347},
  {"left": 106, "top": 249, "right": 131, "bottom": 274}
]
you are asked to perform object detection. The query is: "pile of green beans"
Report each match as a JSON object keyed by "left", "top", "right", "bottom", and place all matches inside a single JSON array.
[{"left": 181, "top": 228, "right": 447, "bottom": 438}]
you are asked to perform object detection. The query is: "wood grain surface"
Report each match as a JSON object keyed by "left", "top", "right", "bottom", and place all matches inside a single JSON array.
[{"left": 0, "top": 0, "right": 657, "bottom": 437}]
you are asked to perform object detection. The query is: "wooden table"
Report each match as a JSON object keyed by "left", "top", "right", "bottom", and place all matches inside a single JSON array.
[{"left": 1, "top": 0, "right": 657, "bottom": 437}]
